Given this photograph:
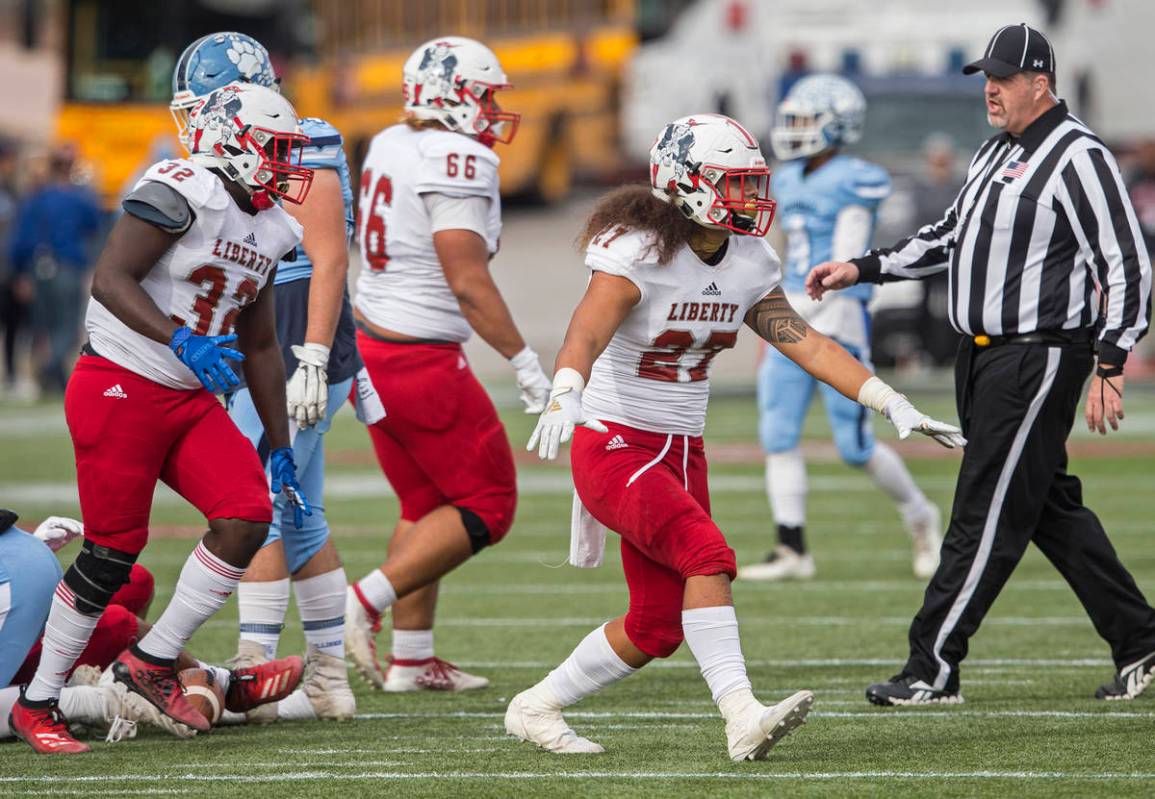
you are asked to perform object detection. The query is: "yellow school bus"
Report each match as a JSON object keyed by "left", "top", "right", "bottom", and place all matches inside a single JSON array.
[{"left": 57, "top": 0, "right": 637, "bottom": 206}]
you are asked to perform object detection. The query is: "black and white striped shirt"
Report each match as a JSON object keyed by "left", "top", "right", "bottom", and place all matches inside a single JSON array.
[{"left": 853, "top": 101, "right": 1151, "bottom": 364}]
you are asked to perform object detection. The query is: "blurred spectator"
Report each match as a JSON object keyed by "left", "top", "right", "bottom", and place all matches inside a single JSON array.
[
  {"left": 910, "top": 134, "right": 963, "bottom": 365},
  {"left": 0, "top": 140, "right": 26, "bottom": 395},
  {"left": 9, "top": 147, "right": 103, "bottom": 394}
]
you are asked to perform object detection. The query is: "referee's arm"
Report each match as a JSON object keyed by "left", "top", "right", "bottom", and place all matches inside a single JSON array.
[{"left": 1056, "top": 146, "right": 1153, "bottom": 366}]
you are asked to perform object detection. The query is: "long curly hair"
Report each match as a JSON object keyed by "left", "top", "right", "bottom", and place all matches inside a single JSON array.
[{"left": 577, "top": 184, "right": 698, "bottom": 265}]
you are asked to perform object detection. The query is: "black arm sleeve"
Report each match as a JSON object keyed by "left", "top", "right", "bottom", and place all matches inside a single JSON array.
[{"left": 122, "top": 181, "right": 195, "bottom": 234}]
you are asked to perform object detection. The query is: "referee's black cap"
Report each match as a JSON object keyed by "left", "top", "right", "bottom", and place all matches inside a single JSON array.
[{"left": 963, "top": 23, "right": 1055, "bottom": 78}]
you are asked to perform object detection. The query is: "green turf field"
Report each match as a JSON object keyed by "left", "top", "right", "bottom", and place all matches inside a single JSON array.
[{"left": 2, "top": 384, "right": 1155, "bottom": 797}]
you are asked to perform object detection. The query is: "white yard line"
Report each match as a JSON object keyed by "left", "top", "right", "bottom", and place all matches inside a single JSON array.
[
  {"left": 350, "top": 709, "right": 1154, "bottom": 721},
  {"left": 5, "top": 770, "right": 1155, "bottom": 784}
]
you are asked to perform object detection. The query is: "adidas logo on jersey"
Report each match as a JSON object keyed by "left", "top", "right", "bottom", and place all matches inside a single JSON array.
[
  {"left": 103, "top": 384, "right": 128, "bottom": 399},
  {"left": 701, "top": 282, "right": 722, "bottom": 296},
  {"left": 604, "top": 435, "right": 629, "bottom": 451},
  {"left": 243, "top": 231, "right": 258, "bottom": 246}
]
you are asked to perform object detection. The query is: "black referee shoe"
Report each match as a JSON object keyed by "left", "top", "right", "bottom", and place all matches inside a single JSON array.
[
  {"left": 1094, "top": 651, "right": 1155, "bottom": 700},
  {"left": 866, "top": 673, "right": 963, "bottom": 706}
]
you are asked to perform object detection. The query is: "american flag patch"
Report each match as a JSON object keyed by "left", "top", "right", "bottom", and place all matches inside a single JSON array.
[{"left": 1000, "top": 160, "right": 1029, "bottom": 182}]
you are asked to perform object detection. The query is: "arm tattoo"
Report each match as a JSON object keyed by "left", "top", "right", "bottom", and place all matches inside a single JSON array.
[{"left": 746, "top": 289, "right": 810, "bottom": 345}]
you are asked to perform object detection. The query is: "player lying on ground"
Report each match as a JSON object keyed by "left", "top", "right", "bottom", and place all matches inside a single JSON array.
[
  {"left": 0, "top": 512, "right": 300, "bottom": 745},
  {"left": 740, "top": 74, "right": 942, "bottom": 583},
  {"left": 504, "top": 113, "right": 964, "bottom": 761},
  {"left": 9, "top": 83, "right": 313, "bottom": 755},
  {"left": 344, "top": 36, "right": 551, "bottom": 693},
  {"left": 171, "top": 31, "right": 373, "bottom": 724}
]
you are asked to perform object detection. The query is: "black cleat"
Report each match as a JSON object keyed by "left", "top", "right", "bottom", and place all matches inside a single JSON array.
[
  {"left": 866, "top": 672, "right": 963, "bottom": 706},
  {"left": 1095, "top": 651, "right": 1155, "bottom": 700}
]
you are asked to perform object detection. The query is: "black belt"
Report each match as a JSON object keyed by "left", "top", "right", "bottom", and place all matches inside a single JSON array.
[
  {"left": 80, "top": 341, "right": 100, "bottom": 357},
  {"left": 971, "top": 329, "right": 1091, "bottom": 348}
]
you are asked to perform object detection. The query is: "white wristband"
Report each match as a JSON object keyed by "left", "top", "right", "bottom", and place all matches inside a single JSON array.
[
  {"left": 300, "top": 342, "right": 331, "bottom": 360},
  {"left": 509, "top": 346, "right": 539, "bottom": 371},
  {"left": 857, "top": 375, "right": 900, "bottom": 414},
  {"left": 552, "top": 367, "right": 585, "bottom": 393}
]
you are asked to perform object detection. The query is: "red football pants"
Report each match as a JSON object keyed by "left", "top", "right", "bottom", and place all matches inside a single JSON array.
[
  {"left": 65, "top": 356, "right": 272, "bottom": 555},
  {"left": 571, "top": 422, "right": 736, "bottom": 658},
  {"left": 12, "top": 565, "right": 153, "bottom": 685},
  {"left": 357, "top": 334, "right": 517, "bottom": 543}
]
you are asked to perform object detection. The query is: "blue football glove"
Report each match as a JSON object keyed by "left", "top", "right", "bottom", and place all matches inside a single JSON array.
[
  {"left": 169, "top": 327, "right": 246, "bottom": 394},
  {"left": 269, "top": 446, "right": 312, "bottom": 529}
]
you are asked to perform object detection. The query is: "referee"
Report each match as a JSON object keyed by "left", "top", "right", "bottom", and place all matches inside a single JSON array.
[{"left": 806, "top": 23, "right": 1155, "bottom": 704}]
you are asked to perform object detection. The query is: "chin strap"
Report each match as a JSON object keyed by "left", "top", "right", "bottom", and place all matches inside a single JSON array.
[{"left": 251, "top": 189, "right": 275, "bottom": 211}]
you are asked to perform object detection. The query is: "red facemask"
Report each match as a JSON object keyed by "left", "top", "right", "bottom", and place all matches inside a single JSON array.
[
  {"left": 458, "top": 81, "right": 521, "bottom": 146},
  {"left": 706, "top": 167, "right": 776, "bottom": 237},
  {"left": 244, "top": 127, "right": 314, "bottom": 206}
]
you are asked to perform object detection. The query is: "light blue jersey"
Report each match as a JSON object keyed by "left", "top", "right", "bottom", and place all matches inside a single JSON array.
[
  {"left": 275, "top": 117, "right": 355, "bottom": 285},
  {"left": 771, "top": 154, "right": 890, "bottom": 303},
  {"left": 0, "top": 526, "right": 62, "bottom": 686}
]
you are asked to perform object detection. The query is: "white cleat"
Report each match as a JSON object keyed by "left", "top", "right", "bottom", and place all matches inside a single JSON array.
[
  {"left": 226, "top": 640, "right": 277, "bottom": 724},
  {"left": 725, "top": 690, "right": 814, "bottom": 762},
  {"left": 104, "top": 682, "right": 196, "bottom": 742},
  {"left": 384, "top": 656, "right": 490, "bottom": 692},
  {"left": 906, "top": 504, "right": 943, "bottom": 580},
  {"left": 345, "top": 586, "right": 387, "bottom": 691},
  {"left": 505, "top": 688, "right": 604, "bottom": 754},
  {"left": 296, "top": 647, "right": 356, "bottom": 720},
  {"left": 737, "top": 545, "right": 816, "bottom": 582},
  {"left": 67, "top": 665, "right": 103, "bottom": 687}
]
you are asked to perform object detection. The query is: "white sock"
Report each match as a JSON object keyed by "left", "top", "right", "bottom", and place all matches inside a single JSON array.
[
  {"left": 59, "top": 685, "right": 107, "bottom": 725},
  {"left": 293, "top": 568, "right": 348, "bottom": 659},
  {"left": 0, "top": 686, "right": 19, "bottom": 737},
  {"left": 392, "top": 629, "right": 434, "bottom": 662},
  {"left": 356, "top": 569, "right": 397, "bottom": 613},
  {"left": 137, "top": 542, "right": 244, "bottom": 661},
  {"left": 196, "top": 660, "right": 232, "bottom": 693},
  {"left": 543, "top": 624, "right": 637, "bottom": 708},
  {"left": 865, "top": 443, "right": 932, "bottom": 521},
  {"left": 766, "top": 450, "right": 807, "bottom": 528},
  {"left": 238, "top": 578, "right": 290, "bottom": 660},
  {"left": 682, "top": 606, "right": 752, "bottom": 705},
  {"left": 25, "top": 583, "right": 102, "bottom": 702},
  {"left": 277, "top": 689, "right": 318, "bottom": 722}
]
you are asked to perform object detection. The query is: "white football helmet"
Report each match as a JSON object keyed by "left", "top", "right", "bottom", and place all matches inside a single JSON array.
[
  {"left": 770, "top": 74, "right": 867, "bottom": 161},
  {"left": 187, "top": 82, "right": 313, "bottom": 207},
  {"left": 402, "top": 36, "right": 520, "bottom": 145},
  {"left": 650, "top": 114, "right": 776, "bottom": 237}
]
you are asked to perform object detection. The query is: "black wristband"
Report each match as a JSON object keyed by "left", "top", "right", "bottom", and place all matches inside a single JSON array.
[{"left": 1096, "top": 364, "right": 1124, "bottom": 379}]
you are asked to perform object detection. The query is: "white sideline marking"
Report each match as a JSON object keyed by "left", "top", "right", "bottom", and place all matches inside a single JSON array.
[
  {"left": 354, "top": 657, "right": 1112, "bottom": 671},
  {"left": 5, "top": 770, "right": 1155, "bottom": 784},
  {"left": 351, "top": 709, "right": 1155, "bottom": 721}
]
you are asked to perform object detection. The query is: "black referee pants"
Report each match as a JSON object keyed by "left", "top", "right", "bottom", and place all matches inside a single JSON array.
[{"left": 905, "top": 339, "right": 1155, "bottom": 691}]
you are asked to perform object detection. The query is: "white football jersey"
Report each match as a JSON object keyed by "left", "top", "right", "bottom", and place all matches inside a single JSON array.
[
  {"left": 582, "top": 227, "right": 783, "bottom": 436},
  {"left": 354, "top": 124, "right": 502, "bottom": 342},
  {"left": 87, "top": 159, "right": 303, "bottom": 390}
]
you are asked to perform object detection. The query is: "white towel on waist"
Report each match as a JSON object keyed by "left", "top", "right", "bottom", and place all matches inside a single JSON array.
[{"left": 570, "top": 491, "right": 609, "bottom": 568}]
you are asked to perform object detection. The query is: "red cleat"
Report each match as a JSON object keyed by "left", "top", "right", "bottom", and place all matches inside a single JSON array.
[
  {"left": 112, "top": 647, "right": 211, "bottom": 732},
  {"left": 9, "top": 697, "right": 91, "bottom": 754},
  {"left": 226, "top": 655, "right": 305, "bottom": 713}
]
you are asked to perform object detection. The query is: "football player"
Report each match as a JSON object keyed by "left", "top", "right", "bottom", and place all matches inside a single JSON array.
[
  {"left": 170, "top": 31, "right": 369, "bottom": 723},
  {"left": 0, "top": 510, "right": 299, "bottom": 745},
  {"left": 504, "top": 114, "right": 964, "bottom": 759},
  {"left": 344, "top": 36, "right": 551, "bottom": 692},
  {"left": 738, "top": 74, "right": 942, "bottom": 582},
  {"left": 9, "top": 83, "right": 311, "bottom": 754}
]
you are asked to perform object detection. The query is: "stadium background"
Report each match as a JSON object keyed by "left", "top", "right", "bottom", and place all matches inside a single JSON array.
[{"left": 1, "top": 1, "right": 1154, "bottom": 795}]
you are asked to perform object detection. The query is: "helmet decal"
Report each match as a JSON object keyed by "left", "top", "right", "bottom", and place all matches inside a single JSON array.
[
  {"left": 652, "top": 120, "right": 698, "bottom": 188},
  {"left": 191, "top": 86, "right": 246, "bottom": 154}
]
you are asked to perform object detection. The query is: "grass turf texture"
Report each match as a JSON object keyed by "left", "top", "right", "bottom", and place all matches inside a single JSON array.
[{"left": 2, "top": 385, "right": 1155, "bottom": 797}]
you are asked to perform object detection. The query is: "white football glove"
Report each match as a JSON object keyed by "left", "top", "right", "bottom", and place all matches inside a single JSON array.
[
  {"left": 510, "top": 346, "right": 552, "bottom": 414},
  {"left": 527, "top": 368, "right": 609, "bottom": 460},
  {"left": 286, "top": 343, "right": 330, "bottom": 430},
  {"left": 883, "top": 395, "right": 967, "bottom": 449},
  {"left": 33, "top": 516, "right": 84, "bottom": 552}
]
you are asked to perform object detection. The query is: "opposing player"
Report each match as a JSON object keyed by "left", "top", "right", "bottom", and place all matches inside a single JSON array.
[
  {"left": 739, "top": 74, "right": 942, "bottom": 582},
  {"left": 10, "top": 83, "right": 311, "bottom": 754},
  {"left": 344, "top": 36, "right": 551, "bottom": 692},
  {"left": 171, "top": 31, "right": 367, "bottom": 722},
  {"left": 504, "top": 114, "right": 964, "bottom": 760}
]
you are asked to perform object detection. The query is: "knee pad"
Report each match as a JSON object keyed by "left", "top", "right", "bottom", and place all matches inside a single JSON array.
[
  {"left": 624, "top": 612, "right": 683, "bottom": 659},
  {"left": 456, "top": 507, "right": 492, "bottom": 554},
  {"left": 108, "top": 564, "right": 155, "bottom": 616},
  {"left": 64, "top": 540, "right": 138, "bottom": 615}
]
